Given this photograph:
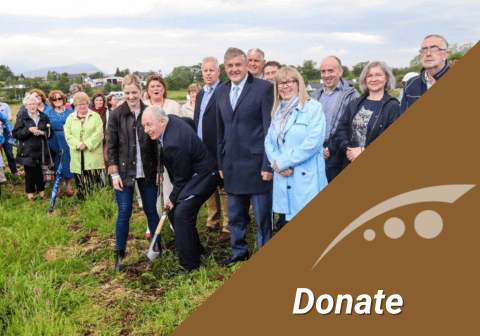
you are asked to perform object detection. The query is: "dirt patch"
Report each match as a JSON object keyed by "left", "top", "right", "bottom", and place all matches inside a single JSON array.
[{"left": 45, "top": 246, "right": 82, "bottom": 262}]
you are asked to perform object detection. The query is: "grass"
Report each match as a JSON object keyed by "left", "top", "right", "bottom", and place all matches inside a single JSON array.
[
  {"left": 0, "top": 107, "right": 263, "bottom": 335},
  {"left": 166, "top": 90, "right": 188, "bottom": 104}
]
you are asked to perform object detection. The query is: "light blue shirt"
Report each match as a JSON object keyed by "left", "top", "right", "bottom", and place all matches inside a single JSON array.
[
  {"left": 27, "top": 111, "right": 40, "bottom": 126},
  {"left": 229, "top": 74, "right": 248, "bottom": 105},
  {"left": 318, "top": 84, "right": 341, "bottom": 135},
  {"left": 134, "top": 109, "right": 145, "bottom": 179},
  {"left": 197, "top": 80, "right": 220, "bottom": 139}
]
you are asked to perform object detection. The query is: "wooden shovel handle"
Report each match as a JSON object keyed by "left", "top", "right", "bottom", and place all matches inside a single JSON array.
[{"left": 154, "top": 211, "right": 168, "bottom": 235}]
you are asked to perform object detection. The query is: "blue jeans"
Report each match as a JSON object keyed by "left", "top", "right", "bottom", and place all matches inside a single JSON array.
[
  {"left": 228, "top": 192, "right": 272, "bottom": 257},
  {"left": 2, "top": 132, "right": 17, "bottom": 174},
  {"left": 114, "top": 178, "right": 159, "bottom": 250}
]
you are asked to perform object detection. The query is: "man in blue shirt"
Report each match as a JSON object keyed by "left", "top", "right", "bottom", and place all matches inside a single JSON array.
[
  {"left": 0, "top": 101, "right": 18, "bottom": 175},
  {"left": 311, "top": 56, "right": 359, "bottom": 182},
  {"left": 194, "top": 57, "right": 229, "bottom": 243}
]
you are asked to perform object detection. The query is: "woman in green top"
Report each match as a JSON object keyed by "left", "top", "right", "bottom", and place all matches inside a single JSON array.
[{"left": 65, "top": 92, "right": 105, "bottom": 200}]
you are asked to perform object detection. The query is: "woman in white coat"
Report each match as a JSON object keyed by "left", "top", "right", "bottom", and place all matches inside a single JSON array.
[{"left": 265, "top": 67, "right": 328, "bottom": 230}]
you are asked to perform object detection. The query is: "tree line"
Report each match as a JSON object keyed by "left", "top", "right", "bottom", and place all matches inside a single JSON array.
[{"left": 0, "top": 42, "right": 472, "bottom": 101}]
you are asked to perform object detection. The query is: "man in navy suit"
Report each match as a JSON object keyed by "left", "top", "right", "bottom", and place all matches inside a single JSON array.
[
  {"left": 142, "top": 106, "right": 220, "bottom": 274},
  {"left": 216, "top": 47, "right": 274, "bottom": 267},
  {"left": 194, "top": 56, "right": 230, "bottom": 243}
]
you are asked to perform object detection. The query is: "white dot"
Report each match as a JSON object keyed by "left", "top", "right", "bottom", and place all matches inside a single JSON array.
[
  {"left": 414, "top": 210, "right": 443, "bottom": 239},
  {"left": 364, "top": 229, "right": 375, "bottom": 241},
  {"left": 384, "top": 217, "right": 405, "bottom": 239}
]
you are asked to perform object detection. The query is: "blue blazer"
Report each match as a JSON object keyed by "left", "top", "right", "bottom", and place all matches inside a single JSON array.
[
  {"left": 265, "top": 99, "right": 328, "bottom": 220},
  {"left": 216, "top": 72, "right": 274, "bottom": 194}
]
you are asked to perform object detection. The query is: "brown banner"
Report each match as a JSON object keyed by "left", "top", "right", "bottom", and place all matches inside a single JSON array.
[{"left": 173, "top": 42, "right": 479, "bottom": 335}]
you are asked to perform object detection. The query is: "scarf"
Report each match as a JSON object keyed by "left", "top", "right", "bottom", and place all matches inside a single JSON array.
[
  {"left": 270, "top": 95, "right": 299, "bottom": 146},
  {"left": 92, "top": 106, "right": 106, "bottom": 118}
]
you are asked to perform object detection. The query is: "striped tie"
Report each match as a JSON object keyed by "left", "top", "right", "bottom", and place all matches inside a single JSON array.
[{"left": 231, "top": 86, "right": 240, "bottom": 109}]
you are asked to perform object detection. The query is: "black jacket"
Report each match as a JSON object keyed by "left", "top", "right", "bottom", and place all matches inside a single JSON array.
[
  {"left": 106, "top": 101, "right": 157, "bottom": 188},
  {"left": 162, "top": 115, "right": 219, "bottom": 204},
  {"left": 193, "top": 81, "right": 222, "bottom": 162},
  {"left": 13, "top": 110, "right": 53, "bottom": 167},
  {"left": 332, "top": 93, "right": 400, "bottom": 170}
]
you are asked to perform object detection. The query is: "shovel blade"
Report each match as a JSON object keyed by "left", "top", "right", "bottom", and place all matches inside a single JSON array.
[{"left": 144, "top": 233, "right": 161, "bottom": 262}]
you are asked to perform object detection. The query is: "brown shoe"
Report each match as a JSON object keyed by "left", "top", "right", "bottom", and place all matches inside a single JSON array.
[
  {"left": 216, "top": 232, "right": 230, "bottom": 243},
  {"left": 200, "top": 226, "right": 214, "bottom": 235}
]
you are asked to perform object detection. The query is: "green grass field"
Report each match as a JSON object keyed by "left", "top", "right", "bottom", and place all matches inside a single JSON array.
[
  {"left": 0, "top": 170, "right": 263, "bottom": 335},
  {"left": 0, "top": 104, "right": 262, "bottom": 335}
]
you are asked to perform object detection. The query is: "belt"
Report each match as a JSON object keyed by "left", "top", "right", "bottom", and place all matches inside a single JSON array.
[{"left": 54, "top": 130, "right": 64, "bottom": 133}]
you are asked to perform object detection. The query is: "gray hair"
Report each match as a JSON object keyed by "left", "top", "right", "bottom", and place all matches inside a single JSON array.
[
  {"left": 69, "top": 84, "right": 83, "bottom": 93},
  {"left": 358, "top": 61, "right": 396, "bottom": 94},
  {"left": 23, "top": 95, "right": 39, "bottom": 105},
  {"left": 224, "top": 47, "right": 247, "bottom": 63},
  {"left": 247, "top": 48, "right": 265, "bottom": 61},
  {"left": 422, "top": 34, "right": 449, "bottom": 50},
  {"left": 145, "top": 105, "right": 169, "bottom": 122},
  {"left": 202, "top": 56, "right": 219, "bottom": 69}
]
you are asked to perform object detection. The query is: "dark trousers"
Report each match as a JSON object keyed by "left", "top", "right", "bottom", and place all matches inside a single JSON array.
[
  {"left": 326, "top": 166, "right": 342, "bottom": 183},
  {"left": 24, "top": 164, "right": 45, "bottom": 193},
  {"left": 167, "top": 193, "right": 212, "bottom": 271},
  {"left": 276, "top": 214, "right": 289, "bottom": 231},
  {"left": 2, "top": 132, "right": 17, "bottom": 174},
  {"left": 228, "top": 192, "right": 272, "bottom": 257}
]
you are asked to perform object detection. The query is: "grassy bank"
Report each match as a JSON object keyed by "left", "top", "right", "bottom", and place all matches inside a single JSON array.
[{"left": 0, "top": 170, "right": 260, "bottom": 335}]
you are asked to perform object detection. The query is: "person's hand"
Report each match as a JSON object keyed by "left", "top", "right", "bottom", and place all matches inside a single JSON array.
[
  {"left": 323, "top": 148, "right": 330, "bottom": 160},
  {"left": 165, "top": 198, "right": 174, "bottom": 211},
  {"left": 346, "top": 147, "right": 363, "bottom": 162},
  {"left": 112, "top": 176, "right": 123, "bottom": 191},
  {"left": 29, "top": 127, "right": 38, "bottom": 134},
  {"left": 261, "top": 171, "right": 273, "bottom": 181},
  {"left": 279, "top": 168, "right": 294, "bottom": 177},
  {"left": 219, "top": 170, "right": 224, "bottom": 179},
  {"left": 79, "top": 143, "right": 87, "bottom": 151},
  {"left": 272, "top": 161, "right": 280, "bottom": 174},
  {"left": 9, "top": 132, "right": 13, "bottom": 137}
]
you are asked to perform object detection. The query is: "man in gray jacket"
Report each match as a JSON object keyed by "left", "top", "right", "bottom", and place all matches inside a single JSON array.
[{"left": 311, "top": 56, "right": 359, "bottom": 182}]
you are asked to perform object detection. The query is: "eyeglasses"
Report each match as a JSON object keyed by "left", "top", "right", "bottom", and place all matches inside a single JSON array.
[
  {"left": 52, "top": 98, "right": 63, "bottom": 102},
  {"left": 419, "top": 46, "right": 446, "bottom": 54},
  {"left": 278, "top": 80, "right": 297, "bottom": 88}
]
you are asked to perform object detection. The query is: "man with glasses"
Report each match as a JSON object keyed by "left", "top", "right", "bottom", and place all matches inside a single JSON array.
[{"left": 401, "top": 35, "right": 451, "bottom": 114}]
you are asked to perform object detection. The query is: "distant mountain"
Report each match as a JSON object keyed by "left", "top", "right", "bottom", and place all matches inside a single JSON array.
[{"left": 19, "top": 63, "right": 106, "bottom": 78}]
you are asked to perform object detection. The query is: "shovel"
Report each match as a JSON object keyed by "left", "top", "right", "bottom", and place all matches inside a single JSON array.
[{"left": 144, "top": 210, "right": 169, "bottom": 262}]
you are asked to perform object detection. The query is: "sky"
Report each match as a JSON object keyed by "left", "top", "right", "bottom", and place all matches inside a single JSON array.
[{"left": 0, "top": 0, "right": 478, "bottom": 76}]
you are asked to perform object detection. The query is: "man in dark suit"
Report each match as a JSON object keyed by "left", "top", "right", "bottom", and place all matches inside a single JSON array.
[
  {"left": 194, "top": 56, "right": 230, "bottom": 243},
  {"left": 142, "top": 106, "right": 220, "bottom": 274},
  {"left": 216, "top": 47, "right": 274, "bottom": 267}
]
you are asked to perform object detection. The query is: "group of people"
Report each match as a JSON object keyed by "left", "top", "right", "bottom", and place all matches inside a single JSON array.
[{"left": 0, "top": 34, "right": 451, "bottom": 276}]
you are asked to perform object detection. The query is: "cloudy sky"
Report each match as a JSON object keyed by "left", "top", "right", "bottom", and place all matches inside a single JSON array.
[{"left": 0, "top": 0, "right": 478, "bottom": 76}]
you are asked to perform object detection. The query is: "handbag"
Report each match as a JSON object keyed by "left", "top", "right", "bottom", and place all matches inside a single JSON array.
[{"left": 41, "top": 135, "right": 55, "bottom": 182}]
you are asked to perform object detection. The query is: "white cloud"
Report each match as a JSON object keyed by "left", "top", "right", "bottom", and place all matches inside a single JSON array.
[
  {"left": 1, "top": 26, "right": 385, "bottom": 74},
  {"left": 301, "top": 46, "right": 349, "bottom": 63},
  {"left": 1, "top": 0, "right": 330, "bottom": 18},
  {"left": 398, "top": 47, "right": 419, "bottom": 53}
]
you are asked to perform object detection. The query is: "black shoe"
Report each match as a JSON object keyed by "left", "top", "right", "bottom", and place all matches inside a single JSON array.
[
  {"left": 169, "top": 267, "right": 195, "bottom": 279},
  {"left": 115, "top": 249, "right": 126, "bottom": 272},
  {"left": 218, "top": 252, "right": 249, "bottom": 267},
  {"left": 197, "top": 244, "right": 206, "bottom": 256}
]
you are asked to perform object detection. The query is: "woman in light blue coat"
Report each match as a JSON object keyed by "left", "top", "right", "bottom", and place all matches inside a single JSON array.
[{"left": 265, "top": 67, "right": 328, "bottom": 230}]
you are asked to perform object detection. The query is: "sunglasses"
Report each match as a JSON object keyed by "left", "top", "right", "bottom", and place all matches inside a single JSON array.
[{"left": 52, "top": 98, "right": 64, "bottom": 102}]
